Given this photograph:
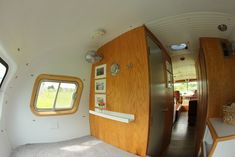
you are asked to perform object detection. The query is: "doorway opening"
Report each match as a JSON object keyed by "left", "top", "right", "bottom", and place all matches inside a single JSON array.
[{"left": 164, "top": 68, "right": 198, "bottom": 157}]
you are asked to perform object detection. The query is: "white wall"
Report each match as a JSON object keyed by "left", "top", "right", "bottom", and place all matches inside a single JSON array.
[
  {"left": 0, "top": 0, "right": 101, "bottom": 151},
  {"left": 0, "top": 122, "right": 11, "bottom": 157},
  {"left": 0, "top": 105, "right": 12, "bottom": 157},
  {"left": 0, "top": 95, "right": 12, "bottom": 157},
  {"left": 0, "top": 47, "right": 16, "bottom": 157},
  {"left": 5, "top": 45, "right": 91, "bottom": 148}
]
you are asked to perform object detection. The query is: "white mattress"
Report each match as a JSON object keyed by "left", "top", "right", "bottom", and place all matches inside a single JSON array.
[{"left": 11, "top": 136, "right": 139, "bottom": 157}]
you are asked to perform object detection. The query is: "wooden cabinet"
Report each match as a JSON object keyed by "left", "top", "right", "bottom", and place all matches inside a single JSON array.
[{"left": 203, "top": 118, "right": 235, "bottom": 157}]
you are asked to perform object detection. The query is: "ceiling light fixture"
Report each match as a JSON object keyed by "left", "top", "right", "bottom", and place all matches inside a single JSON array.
[
  {"left": 218, "top": 24, "right": 227, "bottom": 32},
  {"left": 85, "top": 50, "right": 103, "bottom": 64}
]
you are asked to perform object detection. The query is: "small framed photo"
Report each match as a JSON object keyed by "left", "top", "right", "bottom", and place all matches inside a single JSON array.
[
  {"left": 95, "top": 64, "right": 106, "bottom": 79},
  {"left": 95, "top": 94, "right": 106, "bottom": 108},
  {"left": 166, "top": 60, "right": 172, "bottom": 73},
  {"left": 167, "top": 71, "right": 173, "bottom": 88},
  {"left": 95, "top": 79, "right": 106, "bottom": 93}
]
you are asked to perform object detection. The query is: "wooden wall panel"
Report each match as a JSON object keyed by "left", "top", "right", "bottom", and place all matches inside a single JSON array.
[
  {"left": 223, "top": 56, "right": 235, "bottom": 104},
  {"left": 196, "top": 37, "right": 235, "bottom": 155},
  {"left": 89, "top": 27, "right": 150, "bottom": 156},
  {"left": 202, "top": 38, "right": 224, "bottom": 117},
  {"left": 195, "top": 49, "right": 208, "bottom": 156},
  {"left": 200, "top": 38, "right": 235, "bottom": 118}
]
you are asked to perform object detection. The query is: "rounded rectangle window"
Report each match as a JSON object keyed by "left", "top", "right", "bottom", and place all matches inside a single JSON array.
[{"left": 30, "top": 74, "right": 83, "bottom": 116}]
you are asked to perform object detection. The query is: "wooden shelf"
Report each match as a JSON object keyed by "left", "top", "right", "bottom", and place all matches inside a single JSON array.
[
  {"left": 89, "top": 110, "right": 135, "bottom": 123},
  {"left": 207, "top": 118, "right": 235, "bottom": 141}
]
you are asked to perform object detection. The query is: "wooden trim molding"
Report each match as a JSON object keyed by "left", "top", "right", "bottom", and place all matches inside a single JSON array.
[
  {"left": 175, "top": 79, "right": 197, "bottom": 83},
  {"left": 207, "top": 120, "right": 235, "bottom": 141},
  {"left": 30, "top": 74, "right": 83, "bottom": 116},
  {"left": 207, "top": 120, "right": 218, "bottom": 157},
  {"left": 207, "top": 120, "right": 235, "bottom": 157},
  {"left": 207, "top": 120, "right": 217, "bottom": 141}
]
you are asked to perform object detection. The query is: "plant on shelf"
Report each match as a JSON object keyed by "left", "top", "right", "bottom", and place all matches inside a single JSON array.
[{"left": 98, "top": 101, "right": 106, "bottom": 112}]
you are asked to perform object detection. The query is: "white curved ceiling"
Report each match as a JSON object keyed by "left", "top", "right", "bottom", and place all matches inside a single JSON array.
[
  {"left": 0, "top": 0, "right": 235, "bottom": 80},
  {"left": 146, "top": 12, "right": 235, "bottom": 81}
]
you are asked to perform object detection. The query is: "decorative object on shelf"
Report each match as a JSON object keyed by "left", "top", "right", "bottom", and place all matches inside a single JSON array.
[
  {"left": 95, "top": 64, "right": 106, "bottom": 79},
  {"left": 223, "top": 103, "right": 235, "bottom": 125},
  {"left": 110, "top": 63, "right": 120, "bottom": 76},
  {"left": 85, "top": 50, "right": 103, "bottom": 64},
  {"left": 95, "top": 94, "right": 106, "bottom": 112},
  {"left": 95, "top": 79, "right": 106, "bottom": 93}
]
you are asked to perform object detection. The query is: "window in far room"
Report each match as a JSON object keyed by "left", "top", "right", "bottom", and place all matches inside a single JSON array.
[{"left": 174, "top": 81, "right": 197, "bottom": 96}]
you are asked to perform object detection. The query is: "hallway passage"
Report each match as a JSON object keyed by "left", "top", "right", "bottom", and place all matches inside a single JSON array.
[{"left": 164, "top": 112, "right": 196, "bottom": 157}]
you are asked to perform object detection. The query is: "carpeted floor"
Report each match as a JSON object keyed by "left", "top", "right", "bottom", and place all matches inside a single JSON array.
[{"left": 11, "top": 136, "right": 139, "bottom": 157}]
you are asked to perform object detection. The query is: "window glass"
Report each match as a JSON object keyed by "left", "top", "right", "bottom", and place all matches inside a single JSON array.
[
  {"left": 188, "top": 82, "right": 197, "bottom": 91},
  {"left": 0, "top": 64, "right": 6, "bottom": 83},
  {"left": 55, "top": 83, "right": 77, "bottom": 109},
  {"left": 174, "top": 81, "right": 198, "bottom": 96},
  {"left": 36, "top": 82, "right": 59, "bottom": 110},
  {"left": 0, "top": 57, "right": 8, "bottom": 88}
]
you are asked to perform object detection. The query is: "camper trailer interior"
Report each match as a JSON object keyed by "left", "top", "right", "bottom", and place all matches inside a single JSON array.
[{"left": 1, "top": 1, "right": 235, "bottom": 157}]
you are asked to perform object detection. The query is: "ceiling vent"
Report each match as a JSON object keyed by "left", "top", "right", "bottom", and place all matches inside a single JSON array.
[
  {"left": 218, "top": 24, "right": 227, "bottom": 32},
  {"left": 180, "top": 57, "right": 185, "bottom": 61}
]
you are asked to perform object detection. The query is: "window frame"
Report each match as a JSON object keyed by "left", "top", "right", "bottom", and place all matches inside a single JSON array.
[
  {"left": 0, "top": 57, "right": 9, "bottom": 88},
  {"left": 30, "top": 74, "right": 83, "bottom": 116}
]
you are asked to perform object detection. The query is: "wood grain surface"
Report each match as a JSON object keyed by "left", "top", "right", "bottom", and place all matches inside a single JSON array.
[
  {"left": 89, "top": 27, "right": 150, "bottom": 156},
  {"left": 200, "top": 37, "right": 235, "bottom": 118},
  {"left": 196, "top": 37, "right": 235, "bottom": 156}
]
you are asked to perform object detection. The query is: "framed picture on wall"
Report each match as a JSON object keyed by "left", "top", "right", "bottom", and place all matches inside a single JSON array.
[
  {"left": 95, "top": 79, "right": 106, "bottom": 93},
  {"left": 95, "top": 64, "right": 106, "bottom": 79},
  {"left": 165, "top": 60, "right": 172, "bottom": 73},
  {"left": 95, "top": 94, "right": 106, "bottom": 108},
  {"left": 167, "top": 71, "right": 173, "bottom": 88}
]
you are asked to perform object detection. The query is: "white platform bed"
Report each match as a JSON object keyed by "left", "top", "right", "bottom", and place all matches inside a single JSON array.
[{"left": 11, "top": 136, "right": 139, "bottom": 157}]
